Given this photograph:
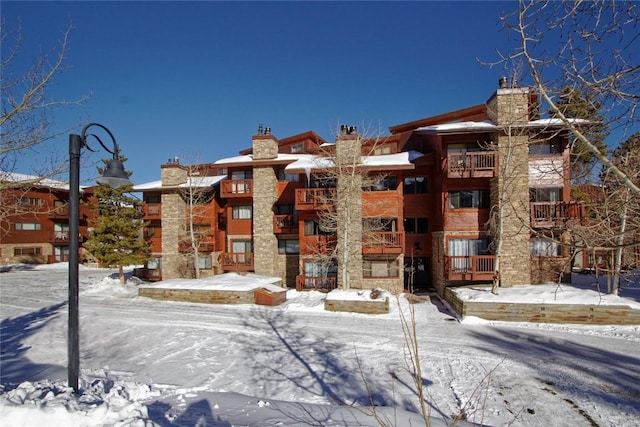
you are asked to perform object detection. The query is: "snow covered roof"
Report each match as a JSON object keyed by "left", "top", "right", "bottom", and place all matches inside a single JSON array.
[
  {"left": 0, "top": 171, "right": 73, "bottom": 191},
  {"left": 132, "top": 176, "right": 227, "bottom": 191},
  {"left": 284, "top": 150, "right": 424, "bottom": 173},
  {"left": 214, "top": 153, "right": 315, "bottom": 165},
  {"left": 417, "top": 118, "right": 591, "bottom": 134}
]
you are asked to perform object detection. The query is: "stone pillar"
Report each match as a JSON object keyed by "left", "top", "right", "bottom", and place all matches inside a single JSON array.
[
  {"left": 487, "top": 82, "right": 532, "bottom": 287},
  {"left": 252, "top": 130, "right": 280, "bottom": 279},
  {"left": 335, "top": 127, "right": 363, "bottom": 289},
  {"left": 431, "top": 232, "right": 446, "bottom": 296},
  {"left": 161, "top": 164, "right": 187, "bottom": 279}
]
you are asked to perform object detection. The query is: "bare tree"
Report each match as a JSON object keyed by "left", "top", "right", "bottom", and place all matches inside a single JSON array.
[
  {"left": 1, "top": 20, "right": 89, "bottom": 225},
  {"left": 178, "top": 162, "right": 218, "bottom": 279},
  {"left": 496, "top": 0, "right": 640, "bottom": 197},
  {"left": 306, "top": 125, "right": 394, "bottom": 291}
]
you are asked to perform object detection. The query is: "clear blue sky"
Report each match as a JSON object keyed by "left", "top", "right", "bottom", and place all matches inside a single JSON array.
[{"left": 4, "top": 1, "right": 520, "bottom": 185}]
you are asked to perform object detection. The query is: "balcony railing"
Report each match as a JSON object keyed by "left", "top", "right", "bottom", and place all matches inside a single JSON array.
[
  {"left": 363, "top": 231, "right": 404, "bottom": 254},
  {"left": 50, "top": 231, "right": 69, "bottom": 242},
  {"left": 447, "top": 152, "right": 496, "bottom": 178},
  {"left": 295, "top": 188, "right": 336, "bottom": 210},
  {"left": 296, "top": 275, "right": 337, "bottom": 292},
  {"left": 221, "top": 252, "right": 254, "bottom": 271},
  {"left": 274, "top": 214, "right": 298, "bottom": 234},
  {"left": 49, "top": 206, "right": 69, "bottom": 218},
  {"left": 178, "top": 238, "right": 215, "bottom": 253},
  {"left": 142, "top": 203, "right": 161, "bottom": 218},
  {"left": 531, "top": 201, "right": 585, "bottom": 228},
  {"left": 445, "top": 255, "right": 495, "bottom": 281},
  {"left": 221, "top": 179, "right": 253, "bottom": 198}
]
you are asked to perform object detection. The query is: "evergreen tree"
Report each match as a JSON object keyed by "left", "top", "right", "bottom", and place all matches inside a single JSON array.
[
  {"left": 84, "top": 158, "right": 149, "bottom": 284},
  {"left": 554, "top": 87, "right": 609, "bottom": 185}
]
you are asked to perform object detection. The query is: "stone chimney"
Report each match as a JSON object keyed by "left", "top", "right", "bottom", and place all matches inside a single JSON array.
[
  {"left": 488, "top": 78, "right": 532, "bottom": 288},
  {"left": 160, "top": 162, "right": 188, "bottom": 279}
]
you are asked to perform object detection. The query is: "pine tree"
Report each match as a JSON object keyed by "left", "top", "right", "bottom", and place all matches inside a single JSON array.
[
  {"left": 554, "top": 87, "right": 609, "bottom": 185},
  {"left": 84, "top": 158, "right": 149, "bottom": 284}
]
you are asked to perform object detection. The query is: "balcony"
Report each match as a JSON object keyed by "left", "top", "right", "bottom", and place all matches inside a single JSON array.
[
  {"left": 178, "top": 237, "right": 215, "bottom": 253},
  {"left": 447, "top": 152, "right": 496, "bottom": 178},
  {"left": 221, "top": 179, "right": 253, "bottom": 198},
  {"left": 49, "top": 206, "right": 69, "bottom": 219},
  {"left": 445, "top": 255, "right": 495, "bottom": 281},
  {"left": 301, "top": 235, "right": 337, "bottom": 254},
  {"left": 221, "top": 252, "right": 254, "bottom": 271},
  {"left": 295, "top": 188, "right": 336, "bottom": 210},
  {"left": 274, "top": 214, "right": 298, "bottom": 234},
  {"left": 363, "top": 231, "right": 404, "bottom": 254},
  {"left": 296, "top": 275, "right": 337, "bottom": 292},
  {"left": 50, "top": 231, "right": 69, "bottom": 243},
  {"left": 142, "top": 203, "right": 161, "bottom": 219},
  {"left": 531, "top": 201, "right": 585, "bottom": 228}
]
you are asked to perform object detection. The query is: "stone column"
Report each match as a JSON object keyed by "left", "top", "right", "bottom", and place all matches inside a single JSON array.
[
  {"left": 161, "top": 164, "right": 187, "bottom": 279},
  {"left": 252, "top": 130, "right": 280, "bottom": 279},
  {"left": 335, "top": 127, "right": 363, "bottom": 289},
  {"left": 487, "top": 83, "right": 532, "bottom": 287}
]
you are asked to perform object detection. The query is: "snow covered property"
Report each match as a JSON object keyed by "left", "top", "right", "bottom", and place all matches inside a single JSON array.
[{"left": 1, "top": 264, "right": 640, "bottom": 426}]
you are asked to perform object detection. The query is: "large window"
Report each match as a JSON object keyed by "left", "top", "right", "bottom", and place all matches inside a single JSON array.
[
  {"left": 448, "top": 190, "right": 490, "bottom": 209},
  {"left": 14, "top": 247, "right": 42, "bottom": 256},
  {"left": 529, "top": 138, "right": 562, "bottom": 156},
  {"left": 403, "top": 176, "right": 428, "bottom": 194},
  {"left": 145, "top": 194, "right": 161, "bottom": 204},
  {"left": 277, "top": 169, "right": 300, "bottom": 182},
  {"left": 448, "top": 238, "right": 490, "bottom": 272},
  {"left": 365, "top": 176, "right": 397, "bottom": 191},
  {"left": 363, "top": 256, "right": 400, "bottom": 278},
  {"left": 231, "top": 240, "right": 253, "bottom": 253},
  {"left": 196, "top": 255, "right": 212, "bottom": 269},
  {"left": 15, "top": 223, "right": 41, "bottom": 231},
  {"left": 278, "top": 239, "right": 300, "bottom": 254},
  {"left": 530, "top": 187, "right": 562, "bottom": 202},
  {"left": 232, "top": 205, "right": 252, "bottom": 219},
  {"left": 15, "top": 197, "right": 43, "bottom": 207},
  {"left": 304, "top": 219, "right": 330, "bottom": 236},
  {"left": 531, "top": 237, "right": 562, "bottom": 257},
  {"left": 404, "top": 218, "right": 428, "bottom": 234}
]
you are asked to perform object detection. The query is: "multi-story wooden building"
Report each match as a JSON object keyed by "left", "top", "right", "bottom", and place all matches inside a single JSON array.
[
  {"left": 0, "top": 173, "right": 94, "bottom": 265},
  {"left": 134, "top": 82, "right": 585, "bottom": 295}
]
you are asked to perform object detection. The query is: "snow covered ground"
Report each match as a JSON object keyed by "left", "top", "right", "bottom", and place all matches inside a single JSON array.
[{"left": 1, "top": 264, "right": 639, "bottom": 426}]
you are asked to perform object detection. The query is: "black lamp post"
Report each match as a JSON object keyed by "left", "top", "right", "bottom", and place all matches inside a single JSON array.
[{"left": 68, "top": 123, "right": 133, "bottom": 392}]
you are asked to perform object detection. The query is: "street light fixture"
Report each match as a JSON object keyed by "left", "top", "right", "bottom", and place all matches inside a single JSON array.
[{"left": 68, "top": 123, "right": 133, "bottom": 392}]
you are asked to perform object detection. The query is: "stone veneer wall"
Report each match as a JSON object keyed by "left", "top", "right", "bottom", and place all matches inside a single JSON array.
[
  {"left": 335, "top": 133, "right": 364, "bottom": 289},
  {"left": 488, "top": 87, "right": 532, "bottom": 287},
  {"left": 252, "top": 135, "right": 281, "bottom": 281},
  {"left": 160, "top": 165, "right": 187, "bottom": 280},
  {"left": 431, "top": 232, "right": 446, "bottom": 295}
]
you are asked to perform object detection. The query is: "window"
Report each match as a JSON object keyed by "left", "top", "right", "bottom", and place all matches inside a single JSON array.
[
  {"left": 277, "top": 169, "right": 300, "bottom": 182},
  {"left": 232, "top": 205, "right": 252, "bottom": 219},
  {"left": 276, "top": 204, "right": 295, "bottom": 215},
  {"left": 448, "top": 190, "right": 490, "bottom": 209},
  {"left": 14, "top": 247, "right": 42, "bottom": 256},
  {"left": 147, "top": 257, "right": 162, "bottom": 269},
  {"left": 365, "top": 176, "right": 397, "bottom": 191},
  {"left": 232, "top": 240, "right": 253, "bottom": 253},
  {"left": 529, "top": 138, "right": 562, "bottom": 156},
  {"left": 15, "top": 197, "right": 43, "bottom": 207},
  {"left": 231, "top": 170, "right": 252, "bottom": 179},
  {"left": 530, "top": 187, "right": 562, "bottom": 202},
  {"left": 54, "top": 223, "right": 69, "bottom": 240},
  {"left": 145, "top": 194, "right": 161, "bottom": 204},
  {"left": 15, "top": 223, "right": 41, "bottom": 231},
  {"left": 278, "top": 239, "right": 300, "bottom": 254},
  {"left": 531, "top": 237, "right": 562, "bottom": 256},
  {"left": 447, "top": 142, "right": 484, "bottom": 153},
  {"left": 448, "top": 238, "right": 490, "bottom": 272},
  {"left": 374, "top": 145, "right": 392, "bottom": 155},
  {"left": 196, "top": 255, "right": 212, "bottom": 269},
  {"left": 363, "top": 218, "right": 397, "bottom": 232},
  {"left": 404, "top": 218, "right": 428, "bottom": 234},
  {"left": 403, "top": 177, "right": 428, "bottom": 194},
  {"left": 363, "top": 256, "right": 400, "bottom": 278},
  {"left": 304, "top": 219, "right": 330, "bottom": 236},
  {"left": 291, "top": 142, "right": 303, "bottom": 153}
]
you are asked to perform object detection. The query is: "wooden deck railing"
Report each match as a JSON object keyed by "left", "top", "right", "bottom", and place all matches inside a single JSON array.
[
  {"left": 447, "top": 152, "right": 496, "bottom": 178},
  {"left": 220, "top": 252, "right": 254, "bottom": 271},
  {"left": 445, "top": 255, "right": 495, "bottom": 281},
  {"left": 220, "top": 179, "right": 253, "bottom": 197},
  {"left": 274, "top": 214, "right": 298, "bottom": 233},
  {"left": 363, "top": 231, "right": 404, "bottom": 253},
  {"left": 295, "top": 188, "right": 336, "bottom": 210},
  {"left": 296, "top": 275, "right": 337, "bottom": 291},
  {"left": 530, "top": 201, "right": 585, "bottom": 228}
]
